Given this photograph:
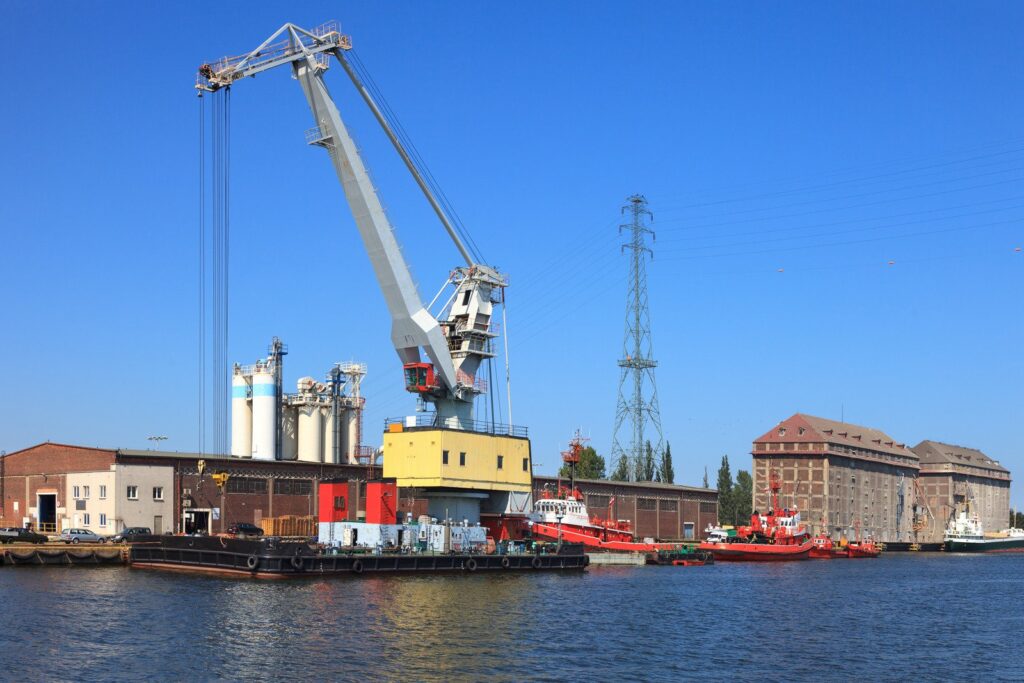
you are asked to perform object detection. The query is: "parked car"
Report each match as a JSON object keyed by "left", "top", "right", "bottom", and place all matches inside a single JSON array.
[
  {"left": 108, "top": 527, "right": 152, "bottom": 544},
  {"left": 226, "top": 522, "right": 264, "bottom": 538},
  {"left": 0, "top": 527, "right": 48, "bottom": 544},
  {"left": 59, "top": 529, "right": 105, "bottom": 544}
]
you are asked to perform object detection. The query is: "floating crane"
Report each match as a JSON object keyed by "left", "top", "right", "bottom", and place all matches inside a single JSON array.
[
  {"left": 197, "top": 22, "right": 532, "bottom": 533},
  {"left": 197, "top": 22, "right": 504, "bottom": 429}
]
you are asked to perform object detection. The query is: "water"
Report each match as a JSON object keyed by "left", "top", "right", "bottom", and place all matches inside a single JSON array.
[{"left": 2, "top": 554, "right": 1022, "bottom": 682}]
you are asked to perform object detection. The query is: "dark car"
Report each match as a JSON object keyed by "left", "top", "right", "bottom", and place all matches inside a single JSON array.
[
  {"left": 0, "top": 527, "right": 48, "bottom": 545},
  {"left": 108, "top": 527, "right": 152, "bottom": 544},
  {"left": 226, "top": 522, "right": 264, "bottom": 538}
]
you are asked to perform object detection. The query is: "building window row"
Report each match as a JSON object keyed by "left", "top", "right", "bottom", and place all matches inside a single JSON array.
[
  {"left": 274, "top": 479, "right": 312, "bottom": 496},
  {"left": 227, "top": 477, "right": 268, "bottom": 494}
]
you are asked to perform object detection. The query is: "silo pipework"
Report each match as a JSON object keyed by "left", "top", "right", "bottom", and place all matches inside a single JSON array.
[
  {"left": 230, "top": 371, "right": 253, "bottom": 457},
  {"left": 251, "top": 366, "right": 278, "bottom": 460}
]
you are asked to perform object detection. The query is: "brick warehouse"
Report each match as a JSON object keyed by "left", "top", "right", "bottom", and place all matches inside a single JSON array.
[
  {"left": 911, "top": 440, "right": 1011, "bottom": 544},
  {"left": 752, "top": 414, "right": 1014, "bottom": 544},
  {"left": 1, "top": 443, "right": 717, "bottom": 541},
  {"left": 752, "top": 414, "right": 921, "bottom": 543}
]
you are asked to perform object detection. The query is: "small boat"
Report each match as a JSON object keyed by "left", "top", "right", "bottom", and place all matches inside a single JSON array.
[
  {"left": 646, "top": 547, "right": 714, "bottom": 566},
  {"left": 697, "top": 470, "right": 812, "bottom": 562},
  {"left": 944, "top": 508, "right": 1024, "bottom": 553},
  {"left": 528, "top": 433, "right": 677, "bottom": 553},
  {"left": 809, "top": 534, "right": 846, "bottom": 559}
]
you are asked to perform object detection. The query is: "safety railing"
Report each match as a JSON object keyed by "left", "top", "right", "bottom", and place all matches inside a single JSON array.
[{"left": 385, "top": 415, "right": 527, "bottom": 438}]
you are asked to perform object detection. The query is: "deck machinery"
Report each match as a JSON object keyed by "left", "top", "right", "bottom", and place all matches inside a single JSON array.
[{"left": 197, "top": 22, "right": 532, "bottom": 535}]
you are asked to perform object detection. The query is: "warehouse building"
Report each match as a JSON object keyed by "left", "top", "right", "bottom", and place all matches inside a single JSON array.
[
  {"left": 1, "top": 442, "right": 717, "bottom": 542},
  {"left": 752, "top": 413, "right": 921, "bottom": 543},
  {"left": 912, "top": 440, "right": 1011, "bottom": 543},
  {"left": 0, "top": 443, "right": 371, "bottom": 535}
]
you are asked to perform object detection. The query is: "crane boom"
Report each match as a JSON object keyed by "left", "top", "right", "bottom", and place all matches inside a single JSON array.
[{"left": 197, "top": 22, "right": 504, "bottom": 427}]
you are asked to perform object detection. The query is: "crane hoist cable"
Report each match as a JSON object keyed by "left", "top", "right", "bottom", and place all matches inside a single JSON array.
[{"left": 349, "top": 49, "right": 485, "bottom": 265}]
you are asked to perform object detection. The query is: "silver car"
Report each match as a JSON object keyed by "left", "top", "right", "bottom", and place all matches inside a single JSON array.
[{"left": 60, "top": 528, "right": 105, "bottom": 544}]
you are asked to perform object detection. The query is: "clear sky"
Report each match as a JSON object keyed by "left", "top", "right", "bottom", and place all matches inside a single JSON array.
[{"left": 2, "top": 3, "right": 1021, "bottom": 506}]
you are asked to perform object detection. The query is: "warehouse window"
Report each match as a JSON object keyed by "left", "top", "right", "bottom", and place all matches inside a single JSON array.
[
  {"left": 497, "top": 455, "right": 504, "bottom": 469},
  {"left": 459, "top": 452, "right": 466, "bottom": 466},
  {"left": 83, "top": 486, "right": 90, "bottom": 499},
  {"left": 637, "top": 498, "right": 657, "bottom": 511},
  {"left": 660, "top": 499, "right": 678, "bottom": 512},
  {"left": 99, "top": 485, "right": 107, "bottom": 499},
  {"left": 442, "top": 450, "right": 449, "bottom": 465},
  {"left": 334, "top": 496, "right": 346, "bottom": 510},
  {"left": 73, "top": 486, "right": 81, "bottom": 499},
  {"left": 99, "top": 513, "right": 107, "bottom": 528},
  {"left": 274, "top": 479, "right": 312, "bottom": 496},
  {"left": 462, "top": 290, "right": 471, "bottom": 306},
  {"left": 227, "top": 477, "right": 268, "bottom": 494},
  {"left": 127, "top": 486, "right": 138, "bottom": 500},
  {"left": 153, "top": 487, "right": 164, "bottom": 501},
  {"left": 83, "top": 513, "right": 91, "bottom": 526}
]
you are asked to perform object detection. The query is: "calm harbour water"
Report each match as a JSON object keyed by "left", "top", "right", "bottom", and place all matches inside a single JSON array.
[{"left": 1, "top": 553, "right": 1022, "bottom": 682}]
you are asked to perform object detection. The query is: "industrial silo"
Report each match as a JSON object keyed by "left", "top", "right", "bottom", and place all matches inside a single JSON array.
[
  {"left": 322, "top": 405, "right": 338, "bottom": 464},
  {"left": 343, "top": 406, "right": 360, "bottom": 464},
  {"left": 230, "top": 370, "right": 252, "bottom": 457},
  {"left": 297, "top": 403, "right": 323, "bottom": 462},
  {"left": 280, "top": 404, "right": 298, "bottom": 461},
  {"left": 251, "top": 365, "right": 277, "bottom": 460}
]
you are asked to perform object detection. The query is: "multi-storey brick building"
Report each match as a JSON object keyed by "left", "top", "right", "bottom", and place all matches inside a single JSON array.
[
  {"left": 911, "top": 440, "right": 1011, "bottom": 543},
  {"left": 752, "top": 413, "right": 921, "bottom": 543}
]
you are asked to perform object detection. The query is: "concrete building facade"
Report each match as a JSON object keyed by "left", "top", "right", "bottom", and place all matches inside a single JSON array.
[
  {"left": 752, "top": 414, "right": 921, "bottom": 543},
  {"left": 912, "top": 440, "right": 1011, "bottom": 543}
]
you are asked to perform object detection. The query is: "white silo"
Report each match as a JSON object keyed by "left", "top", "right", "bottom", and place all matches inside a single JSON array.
[
  {"left": 230, "top": 371, "right": 252, "bottom": 457},
  {"left": 251, "top": 366, "right": 277, "bottom": 460},
  {"left": 344, "top": 406, "right": 360, "bottom": 464},
  {"left": 281, "top": 405, "right": 298, "bottom": 461},
  {"left": 322, "top": 405, "right": 337, "bottom": 464},
  {"left": 297, "top": 404, "right": 323, "bottom": 462}
]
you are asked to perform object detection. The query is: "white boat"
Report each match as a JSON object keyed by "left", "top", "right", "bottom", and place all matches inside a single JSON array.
[{"left": 944, "top": 510, "right": 1024, "bottom": 553}]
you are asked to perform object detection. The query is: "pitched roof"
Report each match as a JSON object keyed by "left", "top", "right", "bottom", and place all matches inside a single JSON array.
[
  {"left": 754, "top": 413, "right": 917, "bottom": 460},
  {"left": 912, "top": 440, "right": 1008, "bottom": 474}
]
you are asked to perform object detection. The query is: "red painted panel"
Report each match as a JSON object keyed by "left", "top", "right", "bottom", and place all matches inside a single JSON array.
[{"left": 365, "top": 481, "right": 397, "bottom": 524}]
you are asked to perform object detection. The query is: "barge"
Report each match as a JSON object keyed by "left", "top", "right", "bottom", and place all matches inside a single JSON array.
[{"left": 129, "top": 535, "right": 589, "bottom": 578}]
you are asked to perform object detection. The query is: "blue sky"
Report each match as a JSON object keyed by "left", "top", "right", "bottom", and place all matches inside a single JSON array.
[{"left": 2, "top": 3, "right": 1022, "bottom": 506}]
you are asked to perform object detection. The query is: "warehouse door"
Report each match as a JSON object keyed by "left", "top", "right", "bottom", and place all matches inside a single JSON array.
[
  {"left": 153, "top": 516, "right": 163, "bottom": 535},
  {"left": 183, "top": 509, "right": 210, "bottom": 535},
  {"left": 37, "top": 493, "right": 57, "bottom": 533}
]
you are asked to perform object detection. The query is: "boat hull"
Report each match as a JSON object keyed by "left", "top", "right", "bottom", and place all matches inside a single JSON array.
[
  {"left": 530, "top": 522, "right": 676, "bottom": 552},
  {"left": 699, "top": 539, "right": 813, "bottom": 562},
  {"left": 129, "top": 535, "right": 588, "bottom": 578},
  {"left": 945, "top": 537, "right": 1024, "bottom": 553}
]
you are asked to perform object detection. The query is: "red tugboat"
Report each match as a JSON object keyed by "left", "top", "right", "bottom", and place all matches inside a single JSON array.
[
  {"left": 845, "top": 521, "right": 881, "bottom": 558},
  {"left": 698, "top": 471, "right": 813, "bottom": 561},
  {"left": 809, "top": 534, "right": 846, "bottom": 559},
  {"left": 528, "top": 433, "right": 676, "bottom": 553}
]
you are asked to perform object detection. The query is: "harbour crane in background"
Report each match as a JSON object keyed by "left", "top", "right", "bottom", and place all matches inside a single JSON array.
[{"left": 197, "top": 22, "right": 507, "bottom": 430}]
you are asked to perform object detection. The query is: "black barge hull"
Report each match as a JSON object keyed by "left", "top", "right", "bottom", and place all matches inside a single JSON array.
[{"left": 130, "top": 536, "right": 589, "bottom": 578}]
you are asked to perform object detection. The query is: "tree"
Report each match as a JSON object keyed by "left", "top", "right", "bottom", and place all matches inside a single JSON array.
[
  {"left": 558, "top": 446, "right": 606, "bottom": 480},
  {"left": 1011, "top": 510, "right": 1024, "bottom": 529},
  {"left": 635, "top": 440, "right": 657, "bottom": 481},
  {"left": 716, "top": 455, "right": 734, "bottom": 526},
  {"left": 610, "top": 456, "right": 630, "bottom": 481},
  {"left": 702, "top": 466, "right": 709, "bottom": 489},
  {"left": 734, "top": 470, "right": 753, "bottom": 525},
  {"left": 659, "top": 442, "right": 675, "bottom": 484}
]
